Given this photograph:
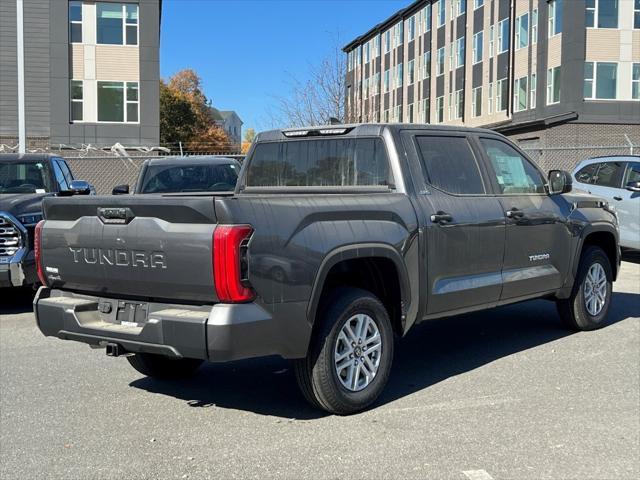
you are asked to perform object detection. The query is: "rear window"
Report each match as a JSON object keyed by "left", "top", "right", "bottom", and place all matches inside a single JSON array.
[
  {"left": 245, "top": 137, "right": 392, "bottom": 188},
  {"left": 140, "top": 163, "right": 239, "bottom": 193}
]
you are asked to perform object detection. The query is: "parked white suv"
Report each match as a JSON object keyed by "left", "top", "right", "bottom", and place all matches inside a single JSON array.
[{"left": 573, "top": 156, "right": 640, "bottom": 250}]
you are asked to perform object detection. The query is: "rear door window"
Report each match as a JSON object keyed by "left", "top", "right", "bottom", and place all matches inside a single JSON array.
[
  {"left": 593, "top": 161, "right": 625, "bottom": 188},
  {"left": 575, "top": 163, "right": 599, "bottom": 184},
  {"left": 246, "top": 137, "right": 392, "bottom": 188},
  {"left": 415, "top": 135, "right": 485, "bottom": 195}
]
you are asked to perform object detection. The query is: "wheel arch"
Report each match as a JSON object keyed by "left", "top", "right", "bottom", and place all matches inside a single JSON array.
[{"left": 574, "top": 224, "right": 620, "bottom": 281}]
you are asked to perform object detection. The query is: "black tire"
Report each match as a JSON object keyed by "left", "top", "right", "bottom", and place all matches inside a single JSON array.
[
  {"left": 557, "top": 245, "right": 613, "bottom": 331},
  {"left": 294, "top": 287, "right": 394, "bottom": 415},
  {"left": 127, "top": 353, "right": 203, "bottom": 379}
]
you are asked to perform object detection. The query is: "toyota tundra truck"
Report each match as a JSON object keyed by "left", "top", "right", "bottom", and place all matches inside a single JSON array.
[{"left": 33, "top": 124, "right": 620, "bottom": 415}]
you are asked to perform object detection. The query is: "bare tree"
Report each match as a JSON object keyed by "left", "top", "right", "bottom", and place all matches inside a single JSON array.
[{"left": 273, "top": 36, "right": 346, "bottom": 128}]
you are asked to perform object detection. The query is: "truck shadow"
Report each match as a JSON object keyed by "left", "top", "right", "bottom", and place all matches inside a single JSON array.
[
  {"left": 129, "top": 291, "right": 638, "bottom": 419},
  {"left": 0, "top": 288, "right": 36, "bottom": 315}
]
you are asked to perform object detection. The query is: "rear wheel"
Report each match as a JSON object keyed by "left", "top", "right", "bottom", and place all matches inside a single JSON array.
[
  {"left": 294, "top": 287, "right": 394, "bottom": 415},
  {"left": 557, "top": 245, "right": 613, "bottom": 331},
  {"left": 127, "top": 353, "right": 203, "bottom": 379}
]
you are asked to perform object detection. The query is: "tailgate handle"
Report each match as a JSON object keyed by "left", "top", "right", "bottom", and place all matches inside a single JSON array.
[{"left": 97, "top": 207, "right": 135, "bottom": 225}]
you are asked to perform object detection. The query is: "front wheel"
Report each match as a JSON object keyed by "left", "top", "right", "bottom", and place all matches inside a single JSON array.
[
  {"left": 557, "top": 245, "right": 613, "bottom": 331},
  {"left": 294, "top": 287, "right": 394, "bottom": 415},
  {"left": 127, "top": 353, "right": 203, "bottom": 379}
]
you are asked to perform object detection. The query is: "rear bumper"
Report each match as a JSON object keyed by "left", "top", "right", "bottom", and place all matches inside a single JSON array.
[{"left": 34, "top": 288, "right": 310, "bottom": 361}]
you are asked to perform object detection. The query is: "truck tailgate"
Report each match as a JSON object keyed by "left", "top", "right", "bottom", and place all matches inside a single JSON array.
[{"left": 40, "top": 196, "right": 218, "bottom": 303}]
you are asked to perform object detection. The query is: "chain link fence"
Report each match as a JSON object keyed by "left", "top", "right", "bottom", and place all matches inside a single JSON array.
[{"left": 521, "top": 144, "right": 639, "bottom": 174}]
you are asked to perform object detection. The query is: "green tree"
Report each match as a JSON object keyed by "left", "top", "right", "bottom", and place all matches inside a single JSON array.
[{"left": 159, "top": 80, "right": 197, "bottom": 145}]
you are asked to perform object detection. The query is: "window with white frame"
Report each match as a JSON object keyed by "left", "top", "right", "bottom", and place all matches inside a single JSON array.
[
  {"left": 488, "top": 81, "right": 494, "bottom": 114},
  {"left": 438, "top": 0, "right": 446, "bottom": 27},
  {"left": 97, "top": 3, "right": 139, "bottom": 46},
  {"left": 530, "top": 73, "right": 537, "bottom": 108},
  {"left": 384, "top": 109, "right": 390, "bottom": 122},
  {"left": 489, "top": 25, "right": 495, "bottom": 57},
  {"left": 448, "top": 92, "right": 454, "bottom": 120},
  {"left": 532, "top": 9, "right": 538, "bottom": 44},
  {"left": 455, "top": 90, "right": 463, "bottom": 119},
  {"left": 635, "top": 0, "right": 640, "bottom": 29},
  {"left": 374, "top": 73, "right": 380, "bottom": 95},
  {"left": 474, "top": 0, "right": 484, "bottom": 8},
  {"left": 456, "top": 0, "right": 467, "bottom": 16},
  {"left": 449, "top": 43, "right": 455, "bottom": 70},
  {"left": 424, "top": 5, "right": 431, "bottom": 31},
  {"left": 436, "top": 96, "right": 444, "bottom": 123},
  {"left": 384, "top": 69, "right": 390, "bottom": 93},
  {"left": 547, "top": 66, "right": 561, "bottom": 104},
  {"left": 497, "top": 78, "right": 508, "bottom": 111},
  {"left": 356, "top": 46, "right": 361, "bottom": 66},
  {"left": 437, "top": 47, "right": 445, "bottom": 75},
  {"left": 395, "top": 105, "right": 403, "bottom": 122},
  {"left": 347, "top": 51, "right": 353, "bottom": 71},
  {"left": 420, "top": 98, "right": 430, "bottom": 122},
  {"left": 97, "top": 81, "right": 139, "bottom": 123},
  {"left": 408, "top": 59, "right": 415, "bottom": 85},
  {"left": 69, "top": 1, "right": 82, "bottom": 43},
  {"left": 498, "top": 18, "right": 509, "bottom": 53},
  {"left": 585, "top": 0, "right": 619, "bottom": 29},
  {"left": 408, "top": 103, "right": 415, "bottom": 123},
  {"left": 423, "top": 51, "right": 431, "bottom": 79},
  {"left": 396, "top": 63, "right": 404, "bottom": 87},
  {"left": 70, "top": 80, "right": 83, "bottom": 121},
  {"left": 363, "top": 78, "right": 369, "bottom": 98},
  {"left": 514, "top": 76, "right": 528, "bottom": 112},
  {"left": 384, "top": 30, "right": 391, "bottom": 53},
  {"left": 473, "top": 31, "right": 483, "bottom": 64},
  {"left": 375, "top": 34, "right": 381, "bottom": 57},
  {"left": 584, "top": 62, "right": 618, "bottom": 99},
  {"left": 456, "top": 36, "right": 465, "bottom": 68},
  {"left": 394, "top": 22, "right": 403, "bottom": 47},
  {"left": 515, "top": 13, "right": 529, "bottom": 50},
  {"left": 408, "top": 15, "right": 416, "bottom": 41},
  {"left": 472, "top": 86, "right": 482, "bottom": 117},
  {"left": 364, "top": 43, "right": 370, "bottom": 63},
  {"left": 633, "top": 63, "right": 640, "bottom": 99},
  {"left": 548, "top": 0, "right": 562, "bottom": 37}
]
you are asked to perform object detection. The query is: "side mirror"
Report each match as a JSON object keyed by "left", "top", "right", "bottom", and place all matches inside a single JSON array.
[
  {"left": 548, "top": 170, "right": 572, "bottom": 195},
  {"left": 112, "top": 184, "right": 130, "bottom": 195},
  {"left": 59, "top": 179, "right": 92, "bottom": 196},
  {"left": 625, "top": 181, "right": 640, "bottom": 193}
]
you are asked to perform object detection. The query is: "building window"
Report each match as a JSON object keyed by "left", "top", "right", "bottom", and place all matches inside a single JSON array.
[
  {"left": 408, "top": 60, "right": 415, "bottom": 85},
  {"left": 347, "top": 51, "right": 353, "bottom": 71},
  {"left": 514, "top": 76, "right": 528, "bottom": 112},
  {"left": 474, "top": 0, "right": 484, "bottom": 9},
  {"left": 633, "top": 64, "right": 640, "bottom": 99},
  {"left": 530, "top": 73, "right": 537, "bottom": 108},
  {"left": 548, "top": 0, "right": 562, "bottom": 37},
  {"left": 496, "top": 78, "right": 508, "bottom": 111},
  {"left": 448, "top": 92, "right": 454, "bottom": 120},
  {"left": 408, "top": 15, "right": 416, "bottom": 41},
  {"left": 70, "top": 80, "right": 83, "bottom": 121},
  {"left": 438, "top": 0, "right": 446, "bottom": 27},
  {"left": 456, "top": 0, "right": 467, "bottom": 16},
  {"left": 456, "top": 36, "right": 465, "bottom": 68},
  {"left": 364, "top": 43, "right": 370, "bottom": 63},
  {"left": 375, "top": 34, "right": 381, "bottom": 57},
  {"left": 423, "top": 51, "right": 431, "bottom": 79},
  {"left": 394, "top": 22, "right": 403, "bottom": 47},
  {"left": 436, "top": 96, "right": 444, "bottom": 123},
  {"left": 424, "top": 5, "right": 431, "bottom": 31},
  {"left": 384, "top": 30, "right": 391, "bottom": 53},
  {"left": 396, "top": 63, "right": 404, "bottom": 88},
  {"left": 449, "top": 43, "right": 455, "bottom": 70},
  {"left": 547, "top": 66, "right": 561, "bottom": 104},
  {"left": 97, "top": 81, "right": 139, "bottom": 123},
  {"left": 455, "top": 90, "right": 463, "bottom": 119},
  {"left": 420, "top": 98, "right": 430, "bottom": 122},
  {"left": 532, "top": 9, "right": 538, "bottom": 45},
  {"left": 586, "top": 0, "right": 619, "bottom": 29},
  {"left": 408, "top": 103, "right": 415, "bottom": 123},
  {"left": 488, "top": 81, "right": 494, "bottom": 114},
  {"left": 498, "top": 18, "right": 509, "bottom": 53},
  {"left": 356, "top": 46, "right": 361, "bottom": 66},
  {"left": 584, "top": 62, "right": 618, "bottom": 99},
  {"left": 473, "top": 31, "right": 483, "bottom": 64},
  {"left": 437, "top": 47, "right": 445, "bottom": 75},
  {"left": 384, "top": 69, "right": 390, "bottom": 93},
  {"left": 635, "top": 0, "right": 640, "bottom": 29},
  {"left": 97, "top": 3, "right": 139, "bottom": 46},
  {"left": 489, "top": 25, "right": 495, "bottom": 57},
  {"left": 472, "top": 86, "right": 482, "bottom": 117},
  {"left": 69, "top": 1, "right": 82, "bottom": 43},
  {"left": 363, "top": 78, "right": 369, "bottom": 98},
  {"left": 515, "top": 13, "right": 529, "bottom": 50}
]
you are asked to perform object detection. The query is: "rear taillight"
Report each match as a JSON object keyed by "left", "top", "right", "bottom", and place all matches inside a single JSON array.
[
  {"left": 34, "top": 220, "right": 47, "bottom": 286},
  {"left": 213, "top": 225, "right": 254, "bottom": 303}
]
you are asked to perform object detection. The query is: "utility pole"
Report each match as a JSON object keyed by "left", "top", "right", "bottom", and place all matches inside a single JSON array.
[{"left": 16, "top": 0, "right": 26, "bottom": 154}]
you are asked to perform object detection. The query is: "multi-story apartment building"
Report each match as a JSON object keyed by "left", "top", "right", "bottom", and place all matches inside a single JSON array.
[
  {"left": 344, "top": 0, "right": 640, "bottom": 166},
  {"left": 0, "top": 0, "right": 161, "bottom": 149}
]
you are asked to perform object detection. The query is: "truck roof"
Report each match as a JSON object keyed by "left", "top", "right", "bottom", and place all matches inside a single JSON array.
[
  {"left": 256, "top": 123, "right": 499, "bottom": 142},
  {"left": 0, "top": 153, "right": 60, "bottom": 163},
  {"left": 145, "top": 156, "right": 240, "bottom": 166}
]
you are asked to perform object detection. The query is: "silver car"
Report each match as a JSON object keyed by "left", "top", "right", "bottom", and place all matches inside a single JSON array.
[{"left": 573, "top": 156, "right": 640, "bottom": 250}]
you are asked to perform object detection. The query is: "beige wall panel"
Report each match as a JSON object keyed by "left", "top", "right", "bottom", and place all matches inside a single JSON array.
[
  {"left": 70, "top": 45, "right": 84, "bottom": 79},
  {"left": 514, "top": 48, "right": 529, "bottom": 78},
  {"left": 515, "top": 0, "right": 529, "bottom": 15},
  {"left": 585, "top": 30, "right": 621, "bottom": 61},
  {"left": 95, "top": 46, "right": 140, "bottom": 81},
  {"left": 632, "top": 31, "right": 640, "bottom": 58},
  {"left": 547, "top": 34, "right": 562, "bottom": 67}
]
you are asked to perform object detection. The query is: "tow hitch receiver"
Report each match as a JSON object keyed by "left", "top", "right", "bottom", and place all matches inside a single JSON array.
[{"left": 105, "top": 343, "right": 125, "bottom": 357}]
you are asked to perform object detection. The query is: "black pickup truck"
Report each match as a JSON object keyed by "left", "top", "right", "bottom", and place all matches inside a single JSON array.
[{"left": 33, "top": 124, "right": 620, "bottom": 414}]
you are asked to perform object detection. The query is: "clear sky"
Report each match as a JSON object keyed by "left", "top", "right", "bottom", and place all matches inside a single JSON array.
[{"left": 160, "top": 0, "right": 407, "bottom": 133}]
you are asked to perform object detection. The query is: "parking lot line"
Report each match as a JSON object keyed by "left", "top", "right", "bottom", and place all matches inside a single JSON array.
[{"left": 462, "top": 469, "right": 495, "bottom": 480}]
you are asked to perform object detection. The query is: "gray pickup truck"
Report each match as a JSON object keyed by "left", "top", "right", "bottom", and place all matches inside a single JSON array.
[{"left": 34, "top": 124, "right": 620, "bottom": 414}]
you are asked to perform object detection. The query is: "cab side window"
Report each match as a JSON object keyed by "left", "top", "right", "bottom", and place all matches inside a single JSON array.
[
  {"left": 575, "top": 163, "right": 599, "bottom": 184},
  {"left": 593, "top": 162, "right": 624, "bottom": 188},
  {"left": 480, "top": 138, "right": 546, "bottom": 194},
  {"left": 51, "top": 160, "right": 69, "bottom": 191},
  {"left": 415, "top": 135, "right": 485, "bottom": 195}
]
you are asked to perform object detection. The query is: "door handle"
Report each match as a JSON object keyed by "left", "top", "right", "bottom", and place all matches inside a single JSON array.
[
  {"left": 430, "top": 211, "right": 453, "bottom": 224},
  {"left": 506, "top": 208, "right": 525, "bottom": 219},
  {"left": 613, "top": 196, "right": 622, "bottom": 201}
]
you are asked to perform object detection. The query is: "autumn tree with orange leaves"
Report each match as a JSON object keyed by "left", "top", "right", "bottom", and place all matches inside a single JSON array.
[{"left": 160, "top": 69, "right": 234, "bottom": 153}]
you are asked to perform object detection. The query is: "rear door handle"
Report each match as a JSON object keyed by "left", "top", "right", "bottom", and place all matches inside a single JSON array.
[
  {"left": 506, "top": 208, "right": 525, "bottom": 219},
  {"left": 613, "top": 196, "right": 622, "bottom": 201},
  {"left": 430, "top": 211, "right": 453, "bottom": 224}
]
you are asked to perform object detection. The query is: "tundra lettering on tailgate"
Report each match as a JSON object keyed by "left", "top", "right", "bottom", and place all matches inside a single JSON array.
[{"left": 69, "top": 247, "right": 167, "bottom": 269}]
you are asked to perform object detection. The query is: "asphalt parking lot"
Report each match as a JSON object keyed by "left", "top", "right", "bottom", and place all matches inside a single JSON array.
[{"left": 1, "top": 258, "right": 638, "bottom": 480}]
